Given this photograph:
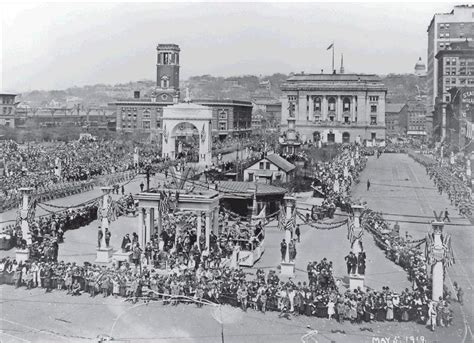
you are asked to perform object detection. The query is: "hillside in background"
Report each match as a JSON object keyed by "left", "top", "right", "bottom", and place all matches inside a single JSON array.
[{"left": 16, "top": 73, "right": 426, "bottom": 107}]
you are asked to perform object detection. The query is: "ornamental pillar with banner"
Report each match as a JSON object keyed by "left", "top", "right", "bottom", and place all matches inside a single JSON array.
[
  {"left": 348, "top": 204, "right": 365, "bottom": 291},
  {"left": 96, "top": 187, "right": 114, "bottom": 264},
  {"left": 15, "top": 187, "right": 34, "bottom": 263},
  {"left": 280, "top": 195, "right": 296, "bottom": 277},
  {"left": 425, "top": 221, "right": 454, "bottom": 301}
]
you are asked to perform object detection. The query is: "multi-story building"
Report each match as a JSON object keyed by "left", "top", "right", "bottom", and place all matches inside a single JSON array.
[
  {"left": 112, "top": 90, "right": 171, "bottom": 137},
  {"left": 406, "top": 98, "right": 428, "bottom": 139},
  {"left": 385, "top": 103, "right": 408, "bottom": 136},
  {"left": 445, "top": 87, "right": 474, "bottom": 151},
  {"left": 426, "top": 5, "right": 474, "bottom": 127},
  {"left": 433, "top": 40, "right": 474, "bottom": 140},
  {"left": 0, "top": 93, "right": 18, "bottom": 128},
  {"left": 192, "top": 99, "right": 253, "bottom": 138},
  {"left": 252, "top": 99, "right": 282, "bottom": 131},
  {"left": 280, "top": 73, "right": 387, "bottom": 144}
]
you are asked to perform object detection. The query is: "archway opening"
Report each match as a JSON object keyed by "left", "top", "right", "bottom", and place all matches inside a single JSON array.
[
  {"left": 342, "top": 132, "right": 350, "bottom": 143},
  {"left": 172, "top": 122, "right": 200, "bottom": 163},
  {"left": 327, "top": 132, "right": 335, "bottom": 143}
]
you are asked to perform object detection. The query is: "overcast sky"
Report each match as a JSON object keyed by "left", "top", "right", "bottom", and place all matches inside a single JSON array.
[{"left": 0, "top": 2, "right": 456, "bottom": 92}]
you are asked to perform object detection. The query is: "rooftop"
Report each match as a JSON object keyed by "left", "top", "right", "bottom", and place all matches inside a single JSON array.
[
  {"left": 286, "top": 73, "right": 382, "bottom": 83},
  {"left": 265, "top": 154, "right": 296, "bottom": 173},
  {"left": 215, "top": 181, "right": 286, "bottom": 197},
  {"left": 281, "top": 73, "right": 387, "bottom": 92},
  {"left": 192, "top": 99, "right": 253, "bottom": 107},
  {"left": 386, "top": 103, "right": 407, "bottom": 113}
]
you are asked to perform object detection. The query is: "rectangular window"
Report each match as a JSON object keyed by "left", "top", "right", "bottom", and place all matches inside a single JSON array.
[
  {"left": 440, "top": 33, "right": 444, "bottom": 38},
  {"left": 142, "top": 121, "right": 150, "bottom": 129},
  {"left": 259, "top": 162, "right": 264, "bottom": 169},
  {"left": 266, "top": 162, "right": 271, "bottom": 170},
  {"left": 248, "top": 173, "right": 254, "bottom": 182},
  {"left": 369, "top": 96, "right": 379, "bottom": 102},
  {"left": 445, "top": 32, "right": 450, "bottom": 38},
  {"left": 370, "top": 116, "right": 377, "bottom": 125},
  {"left": 219, "top": 122, "right": 227, "bottom": 131},
  {"left": 371, "top": 105, "right": 377, "bottom": 113},
  {"left": 371, "top": 132, "right": 376, "bottom": 140}
]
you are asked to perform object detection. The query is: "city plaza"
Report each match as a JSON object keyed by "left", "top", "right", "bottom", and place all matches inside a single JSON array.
[{"left": 1, "top": 4, "right": 473, "bottom": 343}]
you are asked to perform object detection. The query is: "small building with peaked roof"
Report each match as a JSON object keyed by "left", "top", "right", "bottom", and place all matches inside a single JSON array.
[{"left": 243, "top": 153, "right": 296, "bottom": 183}]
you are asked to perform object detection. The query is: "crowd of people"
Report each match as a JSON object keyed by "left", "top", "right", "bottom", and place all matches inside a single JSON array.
[
  {"left": 0, "top": 141, "right": 462, "bottom": 334},
  {"left": 409, "top": 151, "right": 473, "bottom": 217}
]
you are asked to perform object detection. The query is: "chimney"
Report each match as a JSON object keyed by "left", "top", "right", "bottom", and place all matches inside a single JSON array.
[{"left": 134, "top": 91, "right": 140, "bottom": 99}]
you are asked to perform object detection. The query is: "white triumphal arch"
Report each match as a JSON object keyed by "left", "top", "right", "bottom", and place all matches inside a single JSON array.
[{"left": 161, "top": 101, "right": 213, "bottom": 167}]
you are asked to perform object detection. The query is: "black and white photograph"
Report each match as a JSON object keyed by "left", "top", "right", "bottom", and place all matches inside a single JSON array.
[{"left": 0, "top": 1, "right": 473, "bottom": 342}]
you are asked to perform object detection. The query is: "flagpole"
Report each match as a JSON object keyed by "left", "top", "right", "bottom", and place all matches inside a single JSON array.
[{"left": 332, "top": 44, "right": 335, "bottom": 73}]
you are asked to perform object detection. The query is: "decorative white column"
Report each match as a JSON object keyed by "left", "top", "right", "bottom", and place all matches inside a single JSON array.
[
  {"left": 467, "top": 159, "right": 471, "bottom": 179},
  {"left": 213, "top": 208, "right": 219, "bottom": 235},
  {"left": 156, "top": 205, "right": 162, "bottom": 240},
  {"left": 147, "top": 208, "right": 154, "bottom": 243},
  {"left": 96, "top": 186, "right": 114, "bottom": 264},
  {"left": 309, "top": 96, "right": 314, "bottom": 121},
  {"left": 138, "top": 208, "right": 145, "bottom": 248},
  {"left": 205, "top": 211, "right": 211, "bottom": 253},
  {"left": 349, "top": 204, "right": 365, "bottom": 291},
  {"left": 19, "top": 188, "right": 33, "bottom": 245},
  {"left": 322, "top": 96, "right": 328, "bottom": 121},
  {"left": 351, "top": 97, "right": 356, "bottom": 122},
  {"left": 337, "top": 96, "right": 343, "bottom": 122},
  {"left": 196, "top": 211, "right": 202, "bottom": 251},
  {"left": 431, "top": 221, "right": 445, "bottom": 301},
  {"left": 280, "top": 195, "right": 296, "bottom": 276},
  {"left": 15, "top": 188, "right": 34, "bottom": 263},
  {"left": 351, "top": 205, "right": 364, "bottom": 255}
]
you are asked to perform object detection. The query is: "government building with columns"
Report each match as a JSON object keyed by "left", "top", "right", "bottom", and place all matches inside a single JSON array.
[{"left": 280, "top": 73, "right": 387, "bottom": 144}]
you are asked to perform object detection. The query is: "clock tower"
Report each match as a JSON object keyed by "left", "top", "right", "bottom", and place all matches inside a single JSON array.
[{"left": 156, "top": 44, "right": 180, "bottom": 94}]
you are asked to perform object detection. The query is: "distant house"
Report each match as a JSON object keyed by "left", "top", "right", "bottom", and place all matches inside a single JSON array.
[{"left": 244, "top": 153, "right": 296, "bottom": 183}]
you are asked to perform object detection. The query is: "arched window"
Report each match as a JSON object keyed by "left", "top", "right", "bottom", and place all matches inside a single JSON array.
[
  {"left": 161, "top": 76, "right": 169, "bottom": 89},
  {"left": 328, "top": 97, "right": 336, "bottom": 112},
  {"left": 343, "top": 97, "right": 351, "bottom": 112},
  {"left": 342, "top": 132, "right": 350, "bottom": 143},
  {"left": 313, "top": 131, "right": 321, "bottom": 141}
]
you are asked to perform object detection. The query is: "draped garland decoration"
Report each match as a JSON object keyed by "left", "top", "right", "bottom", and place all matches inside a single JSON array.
[{"left": 295, "top": 210, "right": 348, "bottom": 230}]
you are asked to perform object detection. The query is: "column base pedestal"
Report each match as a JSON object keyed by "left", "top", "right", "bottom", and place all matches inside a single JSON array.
[
  {"left": 95, "top": 247, "right": 114, "bottom": 264},
  {"left": 349, "top": 273, "right": 365, "bottom": 291},
  {"left": 280, "top": 261, "right": 295, "bottom": 277},
  {"left": 15, "top": 249, "right": 30, "bottom": 264},
  {"left": 112, "top": 251, "right": 133, "bottom": 267}
]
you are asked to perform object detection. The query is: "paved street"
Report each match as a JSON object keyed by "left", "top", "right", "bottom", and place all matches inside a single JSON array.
[
  {"left": 352, "top": 153, "right": 474, "bottom": 342},
  {"left": 1, "top": 153, "right": 469, "bottom": 342}
]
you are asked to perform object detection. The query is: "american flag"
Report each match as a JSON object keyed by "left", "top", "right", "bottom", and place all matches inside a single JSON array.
[
  {"left": 443, "top": 234, "right": 455, "bottom": 268},
  {"left": 278, "top": 206, "right": 286, "bottom": 231}
]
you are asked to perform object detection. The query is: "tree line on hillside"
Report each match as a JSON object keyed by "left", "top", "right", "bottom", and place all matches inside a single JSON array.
[{"left": 16, "top": 73, "right": 426, "bottom": 107}]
